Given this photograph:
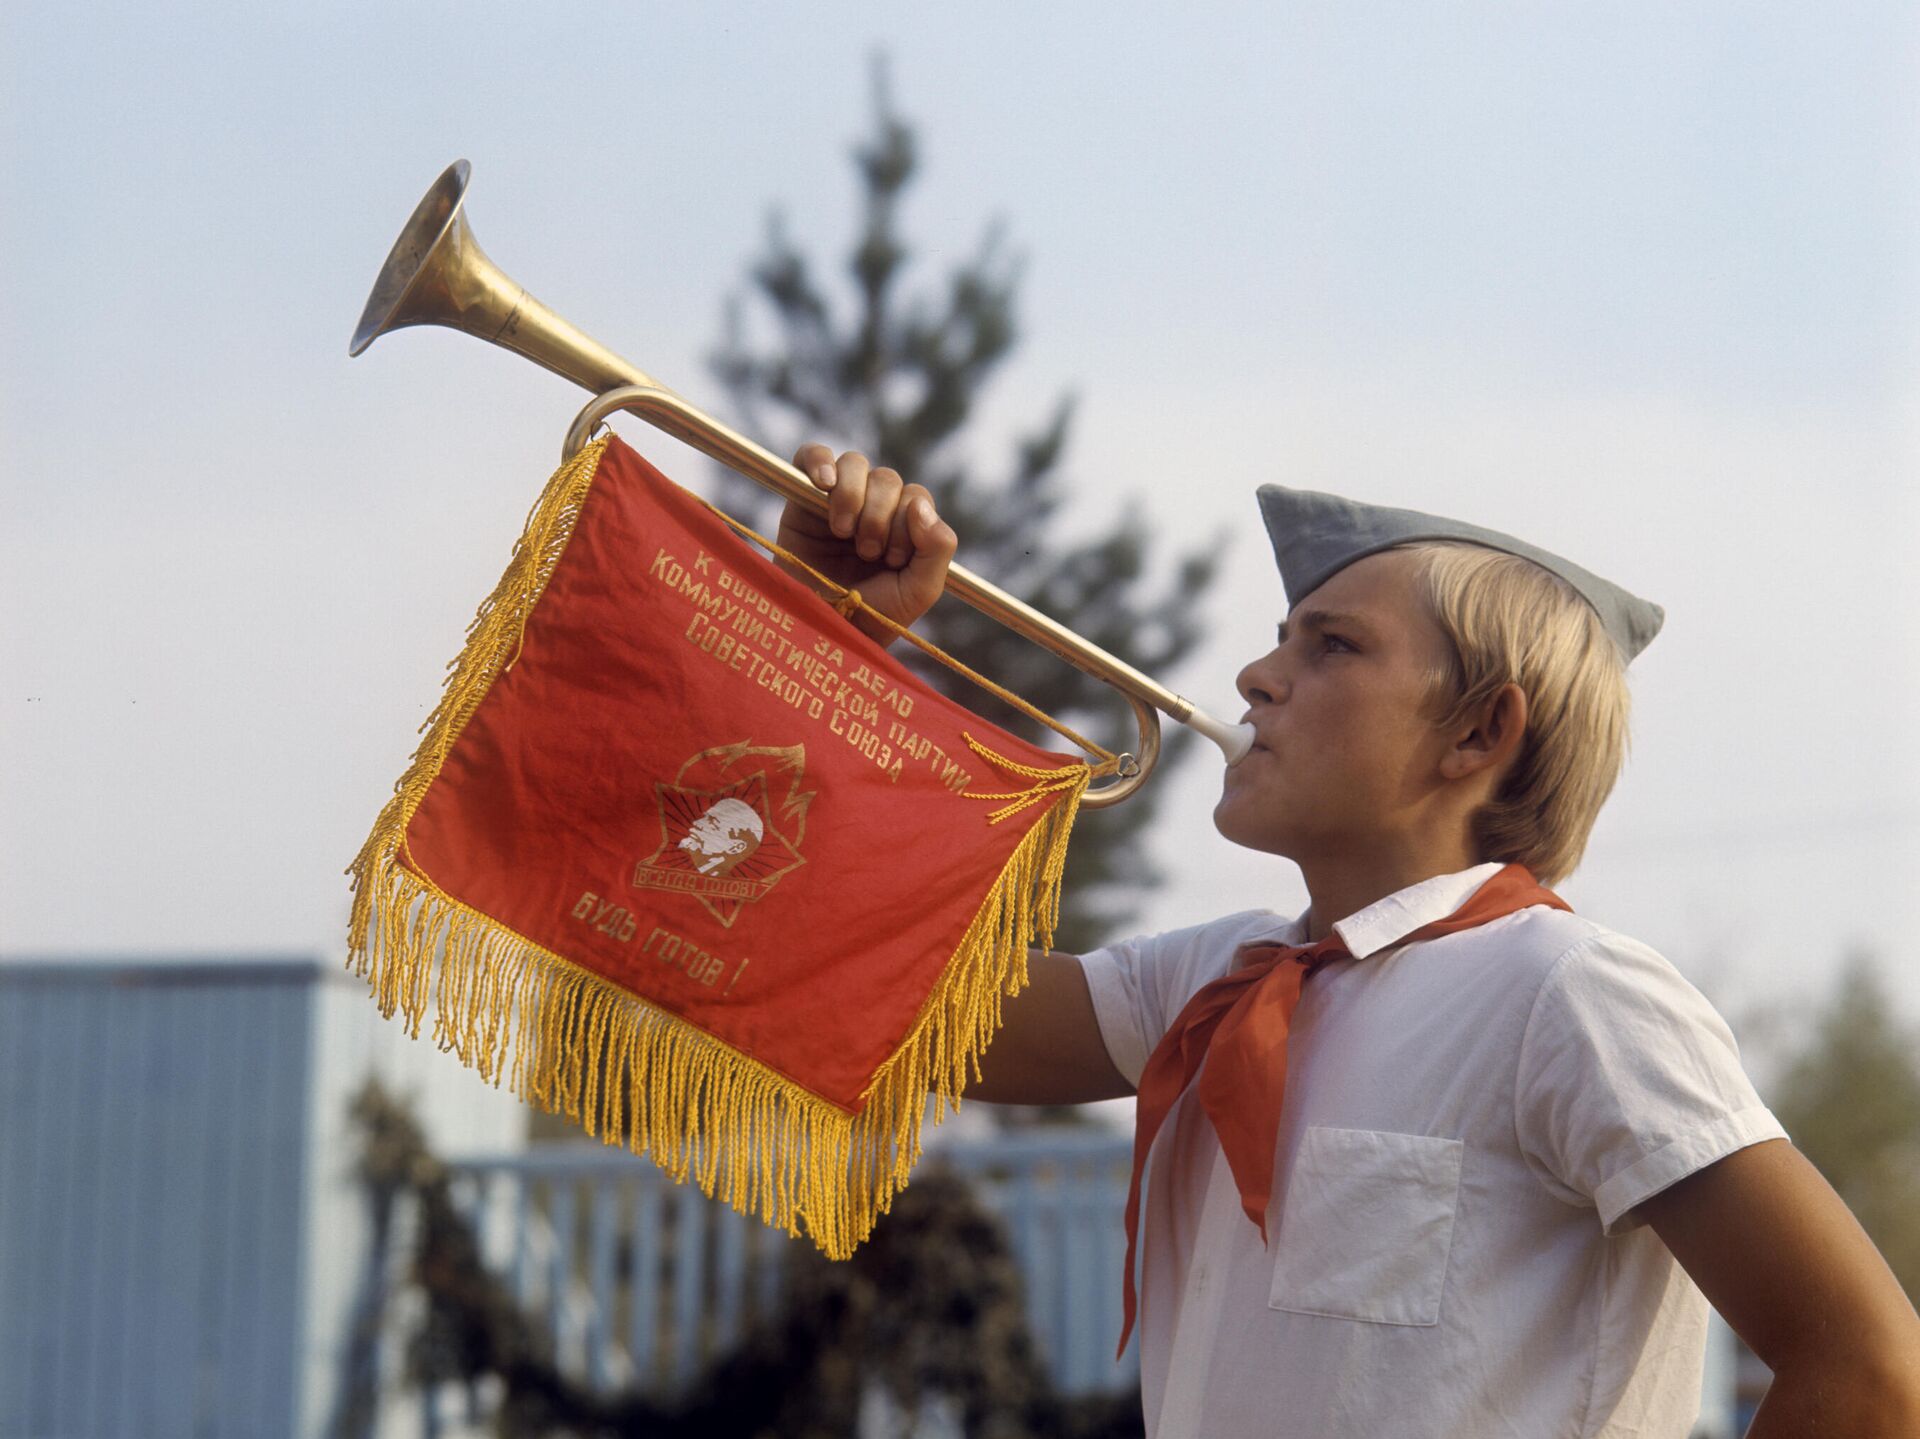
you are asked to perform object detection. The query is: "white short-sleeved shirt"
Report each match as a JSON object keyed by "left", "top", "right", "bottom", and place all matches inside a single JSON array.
[{"left": 1078, "top": 861, "right": 1787, "bottom": 1439}]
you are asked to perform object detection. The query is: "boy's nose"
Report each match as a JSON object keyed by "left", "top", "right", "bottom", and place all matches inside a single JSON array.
[{"left": 1236, "top": 650, "right": 1290, "bottom": 707}]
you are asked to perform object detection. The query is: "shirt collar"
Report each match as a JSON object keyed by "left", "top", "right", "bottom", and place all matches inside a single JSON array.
[
  {"left": 1237, "top": 861, "right": 1513, "bottom": 958},
  {"left": 1328, "top": 860, "right": 1509, "bottom": 958}
]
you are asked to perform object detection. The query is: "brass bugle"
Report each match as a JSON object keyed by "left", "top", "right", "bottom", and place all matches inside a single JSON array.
[{"left": 349, "top": 160, "right": 1254, "bottom": 807}]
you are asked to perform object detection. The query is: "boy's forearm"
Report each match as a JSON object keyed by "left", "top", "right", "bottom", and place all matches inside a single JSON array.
[
  {"left": 965, "top": 949, "right": 1133, "bottom": 1105},
  {"left": 1744, "top": 1351, "right": 1920, "bottom": 1437}
]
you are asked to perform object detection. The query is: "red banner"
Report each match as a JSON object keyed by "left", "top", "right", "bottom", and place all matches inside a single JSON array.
[{"left": 349, "top": 434, "right": 1091, "bottom": 1257}]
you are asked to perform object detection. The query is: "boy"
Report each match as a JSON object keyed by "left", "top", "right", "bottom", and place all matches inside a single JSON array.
[{"left": 779, "top": 442, "right": 1920, "bottom": 1437}]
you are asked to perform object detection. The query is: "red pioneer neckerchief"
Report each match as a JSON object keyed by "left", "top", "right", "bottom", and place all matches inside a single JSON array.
[
  {"left": 348, "top": 432, "right": 1101, "bottom": 1261},
  {"left": 1117, "top": 861, "right": 1571, "bottom": 1355}
]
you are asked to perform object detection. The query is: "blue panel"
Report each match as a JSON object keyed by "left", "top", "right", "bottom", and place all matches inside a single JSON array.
[
  {"left": 49, "top": 985, "right": 96, "bottom": 1434},
  {"left": 0, "top": 963, "right": 316, "bottom": 1439},
  {"left": 119, "top": 980, "right": 174, "bottom": 1436},
  {"left": 0, "top": 981, "right": 42, "bottom": 1435},
  {"left": 0, "top": 985, "right": 19, "bottom": 1436},
  {"left": 75, "top": 980, "right": 130, "bottom": 1437},
  {"left": 153, "top": 985, "right": 218, "bottom": 1438}
]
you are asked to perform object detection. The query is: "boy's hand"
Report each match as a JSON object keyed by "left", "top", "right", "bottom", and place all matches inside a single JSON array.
[{"left": 779, "top": 444, "right": 957, "bottom": 646}]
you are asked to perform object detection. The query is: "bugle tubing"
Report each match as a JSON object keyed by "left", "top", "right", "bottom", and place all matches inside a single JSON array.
[{"left": 349, "top": 160, "right": 1254, "bottom": 807}]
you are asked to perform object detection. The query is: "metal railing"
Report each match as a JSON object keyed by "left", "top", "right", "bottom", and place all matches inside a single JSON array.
[{"left": 396, "top": 1125, "right": 1139, "bottom": 1429}]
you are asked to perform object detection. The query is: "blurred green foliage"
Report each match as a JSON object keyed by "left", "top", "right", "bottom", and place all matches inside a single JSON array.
[{"left": 1770, "top": 948, "right": 1920, "bottom": 1299}]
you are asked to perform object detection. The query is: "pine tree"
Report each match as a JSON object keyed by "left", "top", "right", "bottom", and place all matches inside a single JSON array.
[{"left": 708, "top": 61, "right": 1223, "bottom": 954}]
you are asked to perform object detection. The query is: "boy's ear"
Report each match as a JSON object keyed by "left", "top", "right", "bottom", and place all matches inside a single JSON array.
[{"left": 1439, "top": 682, "right": 1528, "bottom": 783}]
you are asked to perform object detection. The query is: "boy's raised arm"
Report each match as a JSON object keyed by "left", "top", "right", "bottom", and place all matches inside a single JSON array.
[
  {"left": 1634, "top": 1139, "right": 1920, "bottom": 1434},
  {"left": 967, "top": 949, "right": 1135, "bottom": 1105}
]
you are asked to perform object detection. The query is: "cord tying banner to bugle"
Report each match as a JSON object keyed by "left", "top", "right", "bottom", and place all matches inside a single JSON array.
[{"left": 347, "top": 433, "right": 1106, "bottom": 1258}]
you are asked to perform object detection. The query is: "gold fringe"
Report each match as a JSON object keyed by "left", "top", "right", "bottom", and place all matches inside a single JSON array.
[{"left": 345, "top": 437, "right": 1091, "bottom": 1260}]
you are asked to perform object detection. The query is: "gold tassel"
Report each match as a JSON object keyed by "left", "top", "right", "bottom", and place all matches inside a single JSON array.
[{"left": 344, "top": 437, "right": 1093, "bottom": 1259}]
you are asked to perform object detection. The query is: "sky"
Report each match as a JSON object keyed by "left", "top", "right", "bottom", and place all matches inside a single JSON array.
[{"left": 3, "top": 1, "right": 1916, "bottom": 1083}]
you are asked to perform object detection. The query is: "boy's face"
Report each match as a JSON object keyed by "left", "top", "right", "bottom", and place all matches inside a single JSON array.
[{"left": 1214, "top": 548, "right": 1462, "bottom": 862}]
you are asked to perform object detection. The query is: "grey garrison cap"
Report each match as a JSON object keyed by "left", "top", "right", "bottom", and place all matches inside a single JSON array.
[{"left": 1257, "top": 486, "right": 1666, "bottom": 664}]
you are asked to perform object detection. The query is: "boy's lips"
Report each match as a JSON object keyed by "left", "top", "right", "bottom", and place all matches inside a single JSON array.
[{"left": 1230, "top": 735, "right": 1274, "bottom": 768}]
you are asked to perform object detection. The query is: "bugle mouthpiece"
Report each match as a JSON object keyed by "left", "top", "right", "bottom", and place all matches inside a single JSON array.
[{"left": 1182, "top": 708, "right": 1256, "bottom": 765}]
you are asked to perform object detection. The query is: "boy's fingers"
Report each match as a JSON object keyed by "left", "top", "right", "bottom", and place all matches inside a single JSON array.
[
  {"left": 884, "top": 484, "right": 921, "bottom": 568},
  {"left": 887, "top": 483, "right": 941, "bottom": 568},
  {"left": 783, "top": 448, "right": 945, "bottom": 626},
  {"left": 829, "top": 451, "right": 870, "bottom": 539},
  {"left": 898, "top": 493, "right": 957, "bottom": 614},
  {"left": 792, "top": 442, "right": 838, "bottom": 491},
  {"left": 857, "top": 466, "right": 903, "bottom": 562}
]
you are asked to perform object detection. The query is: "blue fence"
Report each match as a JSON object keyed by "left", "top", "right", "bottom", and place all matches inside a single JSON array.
[{"left": 414, "top": 1126, "right": 1140, "bottom": 1421}]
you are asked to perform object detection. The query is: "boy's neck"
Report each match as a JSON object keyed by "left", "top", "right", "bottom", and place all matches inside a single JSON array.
[{"left": 1298, "top": 843, "right": 1486, "bottom": 945}]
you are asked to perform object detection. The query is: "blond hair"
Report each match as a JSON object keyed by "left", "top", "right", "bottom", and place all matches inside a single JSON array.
[{"left": 1392, "top": 540, "right": 1634, "bottom": 888}]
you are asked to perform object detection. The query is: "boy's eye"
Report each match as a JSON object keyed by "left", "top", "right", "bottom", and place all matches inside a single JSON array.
[{"left": 1275, "top": 624, "right": 1354, "bottom": 654}]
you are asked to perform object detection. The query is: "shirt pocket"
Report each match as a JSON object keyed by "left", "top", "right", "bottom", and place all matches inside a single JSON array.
[{"left": 1268, "top": 1126, "right": 1465, "bottom": 1326}]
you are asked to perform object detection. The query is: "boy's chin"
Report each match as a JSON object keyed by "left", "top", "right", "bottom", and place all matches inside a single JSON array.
[{"left": 1211, "top": 799, "right": 1296, "bottom": 858}]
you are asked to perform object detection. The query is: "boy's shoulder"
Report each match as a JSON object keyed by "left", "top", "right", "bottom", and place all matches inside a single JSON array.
[
  {"left": 1459, "top": 904, "right": 1722, "bottom": 1037},
  {"left": 1079, "top": 906, "right": 1297, "bottom": 997},
  {"left": 1482, "top": 904, "right": 1674, "bottom": 975},
  {"left": 1479, "top": 903, "right": 1628, "bottom": 972},
  {"left": 1094, "top": 906, "right": 1299, "bottom": 965}
]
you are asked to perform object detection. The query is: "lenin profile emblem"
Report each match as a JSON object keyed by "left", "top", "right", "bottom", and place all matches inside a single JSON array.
[{"left": 633, "top": 742, "right": 814, "bottom": 928}]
